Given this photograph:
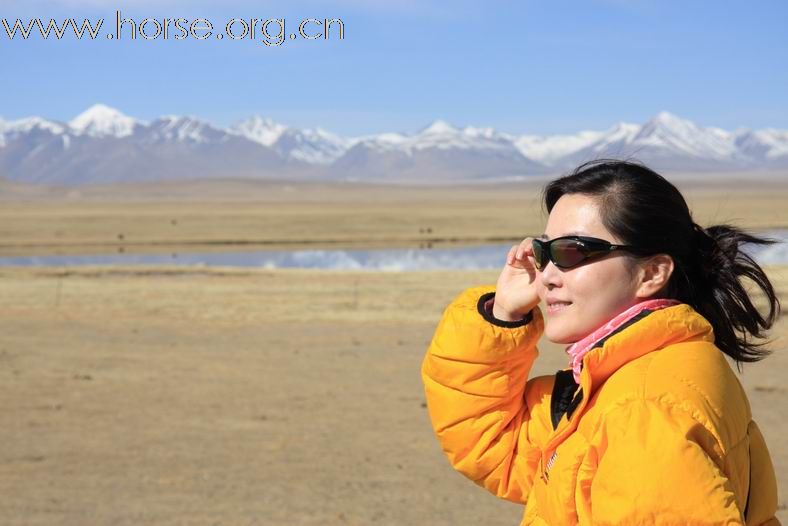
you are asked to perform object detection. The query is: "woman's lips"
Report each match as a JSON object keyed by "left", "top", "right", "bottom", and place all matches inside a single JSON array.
[{"left": 546, "top": 302, "right": 572, "bottom": 314}]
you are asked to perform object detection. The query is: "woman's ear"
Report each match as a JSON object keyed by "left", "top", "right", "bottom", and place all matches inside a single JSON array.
[{"left": 634, "top": 254, "right": 675, "bottom": 298}]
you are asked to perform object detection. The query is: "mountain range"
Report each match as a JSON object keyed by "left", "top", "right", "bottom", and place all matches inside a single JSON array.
[{"left": 0, "top": 104, "right": 786, "bottom": 185}]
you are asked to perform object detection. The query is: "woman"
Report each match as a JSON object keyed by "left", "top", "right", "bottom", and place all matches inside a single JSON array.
[{"left": 421, "top": 159, "right": 781, "bottom": 525}]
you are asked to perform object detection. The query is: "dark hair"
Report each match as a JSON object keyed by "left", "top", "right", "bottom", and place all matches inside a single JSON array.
[{"left": 541, "top": 158, "right": 782, "bottom": 370}]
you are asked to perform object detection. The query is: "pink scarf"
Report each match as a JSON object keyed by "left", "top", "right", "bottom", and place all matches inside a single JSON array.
[{"left": 565, "top": 298, "right": 681, "bottom": 383}]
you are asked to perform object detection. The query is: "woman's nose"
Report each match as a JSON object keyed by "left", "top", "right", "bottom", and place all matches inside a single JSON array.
[{"left": 540, "top": 259, "right": 562, "bottom": 287}]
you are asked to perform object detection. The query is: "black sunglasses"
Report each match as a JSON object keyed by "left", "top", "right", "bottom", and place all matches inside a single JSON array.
[{"left": 531, "top": 235, "right": 644, "bottom": 271}]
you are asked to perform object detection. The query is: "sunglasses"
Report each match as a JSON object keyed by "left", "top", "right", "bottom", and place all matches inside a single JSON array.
[{"left": 531, "top": 235, "right": 644, "bottom": 271}]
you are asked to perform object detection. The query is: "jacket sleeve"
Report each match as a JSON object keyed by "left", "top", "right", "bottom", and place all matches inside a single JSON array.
[
  {"left": 588, "top": 397, "right": 747, "bottom": 525},
  {"left": 420, "top": 285, "right": 549, "bottom": 504}
]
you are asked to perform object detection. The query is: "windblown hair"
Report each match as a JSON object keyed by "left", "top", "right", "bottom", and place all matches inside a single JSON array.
[{"left": 542, "top": 158, "right": 781, "bottom": 370}]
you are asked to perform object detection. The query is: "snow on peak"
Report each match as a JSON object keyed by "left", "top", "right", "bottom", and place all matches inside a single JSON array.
[
  {"left": 651, "top": 111, "right": 685, "bottom": 124},
  {"left": 736, "top": 128, "right": 788, "bottom": 159},
  {"left": 309, "top": 127, "right": 354, "bottom": 142},
  {"left": 515, "top": 129, "right": 608, "bottom": 164},
  {"left": 272, "top": 127, "right": 358, "bottom": 164},
  {"left": 143, "top": 114, "right": 229, "bottom": 144},
  {"left": 6, "top": 116, "right": 66, "bottom": 135},
  {"left": 0, "top": 116, "right": 66, "bottom": 148},
  {"left": 420, "top": 120, "right": 457, "bottom": 135},
  {"left": 640, "top": 111, "right": 696, "bottom": 135},
  {"left": 636, "top": 111, "right": 736, "bottom": 159},
  {"left": 362, "top": 132, "right": 408, "bottom": 146},
  {"left": 356, "top": 120, "right": 520, "bottom": 157},
  {"left": 230, "top": 116, "right": 288, "bottom": 147},
  {"left": 69, "top": 103, "right": 139, "bottom": 138}
]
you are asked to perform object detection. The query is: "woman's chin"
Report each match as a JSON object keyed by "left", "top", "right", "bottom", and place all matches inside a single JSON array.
[
  {"left": 544, "top": 323, "right": 581, "bottom": 345},
  {"left": 545, "top": 332, "right": 573, "bottom": 345}
]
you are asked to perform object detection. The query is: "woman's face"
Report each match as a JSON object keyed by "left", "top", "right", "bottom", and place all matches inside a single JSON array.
[{"left": 537, "top": 193, "right": 643, "bottom": 344}]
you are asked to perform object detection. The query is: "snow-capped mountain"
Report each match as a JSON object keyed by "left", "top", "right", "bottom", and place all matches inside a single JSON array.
[
  {"left": 141, "top": 115, "right": 232, "bottom": 145},
  {"left": 272, "top": 127, "right": 355, "bottom": 165},
  {"left": 348, "top": 120, "right": 520, "bottom": 155},
  {"left": 229, "top": 116, "right": 355, "bottom": 164},
  {"left": 735, "top": 128, "right": 788, "bottom": 166},
  {"left": 514, "top": 129, "right": 607, "bottom": 165},
  {"left": 229, "top": 116, "right": 287, "bottom": 147},
  {"left": 2, "top": 116, "right": 67, "bottom": 137},
  {"left": 0, "top": 105, "right": 785, "bottom": 185},
  {"left": 331, "top": 119, "right": 546, "bottom": 180},
  {"left": 636, "top": 111, "right": 734, "bottom": 158},
  {"left": 623, "top": 112, "right": 739, "bottom": 166},
  {"left": 533, "top": 113, "right": 727, "bottom": 171},
  {"left": 69, "top": 103, "right": 142, "bottom": 138}
]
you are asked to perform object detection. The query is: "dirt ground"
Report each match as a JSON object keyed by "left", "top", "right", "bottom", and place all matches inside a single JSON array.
[{"left": 1, "top": 265, "right": 785, "bottom": 525}]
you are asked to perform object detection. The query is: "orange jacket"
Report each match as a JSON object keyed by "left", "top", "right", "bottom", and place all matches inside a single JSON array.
[{"left": 421, "top": 285, "right": 781, "bottom": 525}]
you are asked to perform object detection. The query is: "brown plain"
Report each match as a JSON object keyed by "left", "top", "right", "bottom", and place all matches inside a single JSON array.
[{"left": 0, "top": 178, "right": 786, "bottom": 525}]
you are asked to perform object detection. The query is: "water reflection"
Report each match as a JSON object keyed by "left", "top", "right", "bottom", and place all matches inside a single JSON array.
[{"left": 1, "top": 230, "right": 785, "bottom": 270}]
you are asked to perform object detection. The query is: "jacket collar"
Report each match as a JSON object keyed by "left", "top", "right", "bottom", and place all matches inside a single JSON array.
[
  {"left": 547, "top": 302, "right": 715, "bottom": 437},
  {"left": 543, "top": 303, "right": 714, "bottom": 440},
  {"left": 578, "top": 302, "right": 715, "bottom": 395}
]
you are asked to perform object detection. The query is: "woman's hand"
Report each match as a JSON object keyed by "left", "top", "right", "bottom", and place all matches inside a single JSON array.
[{"left": 492, "top": 237, "right": 542, "bottom": 321}]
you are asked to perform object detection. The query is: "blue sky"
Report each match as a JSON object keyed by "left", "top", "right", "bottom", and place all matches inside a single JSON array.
[{"left": 1, "top": 0, "right": 786, "bottom": 136}]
